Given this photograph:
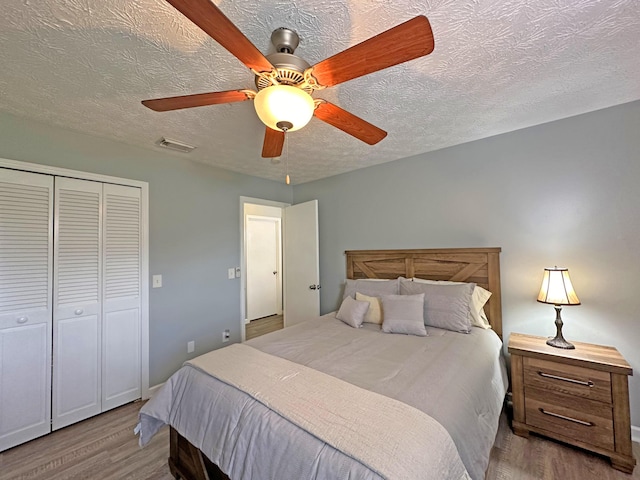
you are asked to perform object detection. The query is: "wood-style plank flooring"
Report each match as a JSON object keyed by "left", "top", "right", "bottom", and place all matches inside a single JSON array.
[
  {"left": 1, "top": 400, "right": 637, "bottom": 480},
  {"left": 0, "top": 401, "right": 171, "bottom": 480},
  {"left": 245, "top": 314, "right": 283, "bottom": 340}
]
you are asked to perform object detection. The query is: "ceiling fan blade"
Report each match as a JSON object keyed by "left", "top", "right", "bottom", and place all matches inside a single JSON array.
[
  {"left": 142, "top": 90, "right": 251, "bottom": 112},
  {"left": 314, "top": 101, "right": 387, "bottom": 145},
  {"left": 308, "top": 16, "right": 434, "bottom": 88},
  {"left": 262, "top": 127, "right": 285, "bottom": 158},
  {"left": 166, "top": 0, "right": 274, "bottom": 73}
]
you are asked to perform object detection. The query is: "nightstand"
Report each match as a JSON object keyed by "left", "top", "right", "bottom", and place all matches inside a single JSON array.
[{"left": 509, "top": 332, "right": 635, "bottom": 473}]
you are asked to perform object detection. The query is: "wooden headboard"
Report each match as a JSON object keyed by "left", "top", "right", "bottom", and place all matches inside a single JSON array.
[{"left": 345, "top": 248, "right": 502, "bottom": 339}]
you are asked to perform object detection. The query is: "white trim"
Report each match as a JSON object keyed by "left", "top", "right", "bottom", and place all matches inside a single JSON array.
[
  {"left": 140, "top": 181, "right": 150, "bottom": 400},
  {"left": 0, "top": 158, "right": 147, "bottom": 189},
  {"left": 0, "top": 157, "right": 150, "bottom": 402},
  {"left": 239, "top": 197, "right": 290, "bottom": 343},
  {"left": 147, "top": 382, "right": 165, "bottom": 399},
  {"left": 632, "top": 425, "right": 640, "bottom": 443}
]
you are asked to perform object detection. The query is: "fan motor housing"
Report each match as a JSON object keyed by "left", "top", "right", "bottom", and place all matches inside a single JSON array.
[
  {"left": 255, "top": 28, "right": 312, "bottom": 93},
  {"left": 271, "top": 27, "right": 299, "bottom": 54}
]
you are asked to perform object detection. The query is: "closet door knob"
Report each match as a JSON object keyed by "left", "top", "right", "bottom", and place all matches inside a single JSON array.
[
  {"left": 17, "top": 316, "right": 28, "bottom": 324},
  {"left": 74, "top": 309, "right": 84, "bottom": 315}
]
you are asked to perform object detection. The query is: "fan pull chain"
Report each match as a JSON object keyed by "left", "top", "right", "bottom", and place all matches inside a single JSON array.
[{"left": 284, "top": 128, "right": 290, "bottom": 185}]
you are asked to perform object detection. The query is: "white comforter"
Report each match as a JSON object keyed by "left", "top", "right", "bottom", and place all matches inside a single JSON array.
[{"left": 139, "top": 314, "right": 507, "bottom": 479}]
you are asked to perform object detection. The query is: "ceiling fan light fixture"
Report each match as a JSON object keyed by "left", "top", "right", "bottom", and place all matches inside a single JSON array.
[{"left": 254, "top": 85, "right": 314, "bottom": 132}]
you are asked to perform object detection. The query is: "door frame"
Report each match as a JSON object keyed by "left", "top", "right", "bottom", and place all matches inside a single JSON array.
[
  {"left": 239, "top": 197, "right": 290, "bottom": 342},
  {"left": 0, "top": 157, "right": 151, "bottom": 400}
]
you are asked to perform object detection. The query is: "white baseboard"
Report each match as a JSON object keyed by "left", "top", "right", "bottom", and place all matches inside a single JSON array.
[
  {"left": 147, "top": 382, "right": 165, "bottom": 399},
  {"left": 632, "top": 425, "right": 640, "bottom": 443}
]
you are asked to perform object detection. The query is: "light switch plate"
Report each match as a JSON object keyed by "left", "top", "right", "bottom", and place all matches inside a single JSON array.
[
  {"left": 235, "top": 267, "right": 241, "bottom": 278},
  {"left": 228, "top": 268, "right": 235, "bottom": 279},
  {"left": 152, "top": 274, "right": 162, "bottom": 288}
]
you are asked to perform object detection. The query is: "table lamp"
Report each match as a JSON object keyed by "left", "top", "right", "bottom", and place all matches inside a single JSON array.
[{"left": 537, "top": 267, "right": 581, "bottom": 349}]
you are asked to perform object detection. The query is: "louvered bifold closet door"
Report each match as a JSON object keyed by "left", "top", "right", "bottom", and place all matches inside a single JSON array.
[
  {"left": 52, "top": 178, "right": 102, "bottom": 430},
  {"left": 102, "top": 184, "right": 142, "bottom": 411},
  {"left": 0, "top": 169, "right": 53, "bottom": 452}
]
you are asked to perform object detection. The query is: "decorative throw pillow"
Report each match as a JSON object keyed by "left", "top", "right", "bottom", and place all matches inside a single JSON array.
[
  {"left": 412, "top": 278, "right": 492, "bottom": 329},
  {"left": 381, "top": 294, "right": 427, "bottom": 336},
  {"left": 400, "top": 279, "right": 475, "bottom": 333},
  {"left": 336, "top": 296, "right": 370, "bottom": 328},
  {"left": 355, "top": 292, "right": 383, "bottom": 325},
  {"left": 343, "top": 278, "right": 399, "bottom": 300}
]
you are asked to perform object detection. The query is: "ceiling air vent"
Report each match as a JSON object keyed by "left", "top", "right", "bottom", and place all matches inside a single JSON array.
[{"left": 156, "top": 137, "right": 196, "bottom": 153}]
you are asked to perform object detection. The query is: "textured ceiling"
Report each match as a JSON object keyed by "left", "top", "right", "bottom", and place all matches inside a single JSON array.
[{"left": 1, "top": 0, "right": 639, "bottom": 184}]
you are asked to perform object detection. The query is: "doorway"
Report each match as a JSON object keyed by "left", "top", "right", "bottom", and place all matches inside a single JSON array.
[
  {"left": 245, "top": 215, "right": 282, "bottom": 321},
  {"left": 239, "top": 197, "right": 320, "bottom": 342},
  {"left": 240, "top": 198, "right": 288, "bottom": 341}
]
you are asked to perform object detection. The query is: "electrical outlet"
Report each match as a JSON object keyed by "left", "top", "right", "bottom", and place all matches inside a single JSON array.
[
  {"left": 222, "top": 329, "right": 230, "bottom": 343},
  {"left": 228, "top": 268, "right": 235, "bottom": 279},
  {"left": 187, "top": 340, "right": 195, "bottom": 353}
]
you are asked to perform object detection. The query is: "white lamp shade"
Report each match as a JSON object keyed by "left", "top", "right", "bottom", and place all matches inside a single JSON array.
[
  {"left": 254, "top": 85, "right": 315, "bottom": 132},
  {"left": 537, "top": 267, "right": 581, "bottom": 306}
]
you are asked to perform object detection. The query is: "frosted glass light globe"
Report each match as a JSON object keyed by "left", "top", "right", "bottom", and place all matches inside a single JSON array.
[{"left": 254, "top": 85, "right": 315, "bottom": 132}]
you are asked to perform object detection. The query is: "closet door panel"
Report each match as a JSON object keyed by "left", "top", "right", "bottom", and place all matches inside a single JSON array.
[
  {"left": 0, "top": 323, "right": 50, "bottom": 450},
  {"left": 103, "top": 308, "right": 140, "bottom": 409},
  {"left": 53, "top": 314, "right": 100, "bottom": 428},
  {"left": 102, "top": 184, "right": 141, "bottom": 410},
  {"left": 0, "top": 169, "right": 53, "bottom": 452},
  {"left": 52, "top": 178, "right": 102, "bottom": 430}
]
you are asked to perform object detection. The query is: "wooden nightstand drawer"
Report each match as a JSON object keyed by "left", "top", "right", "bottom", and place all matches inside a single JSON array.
[
  {"left": 525, "top": 386, "right": 614, "bottom": 450},
  {"left": 523, "top": 357, "right": 612, "bottom": 404}
]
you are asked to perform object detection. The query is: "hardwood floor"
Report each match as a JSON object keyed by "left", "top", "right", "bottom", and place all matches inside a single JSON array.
[
  {"left": 1, "top": 401, "right": 637, "bottom": 480},
  {"left": 245, "top": 314, "right": 283, "bottom": 340}
]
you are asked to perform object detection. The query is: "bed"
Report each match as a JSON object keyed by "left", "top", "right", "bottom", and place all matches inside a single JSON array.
[{"left": 138, "top": 248, "right": 507, "bottom": 480}]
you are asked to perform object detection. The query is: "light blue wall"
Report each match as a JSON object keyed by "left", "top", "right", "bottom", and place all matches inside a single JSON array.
[
  {"left": 3, "top": 101, "right": 639, "bottom": 427},
  {"left": 0, "top": 111, "right": 292, "bottom": 385},
  {"left": 293, "top": 100, "right": 640, "bottom": 426}
]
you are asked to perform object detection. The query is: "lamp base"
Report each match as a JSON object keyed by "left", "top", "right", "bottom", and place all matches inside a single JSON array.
[
  {"left": 546, "top": 336, "right": 575, "bottom": 349},
  {"left": 546, "top": 305, "right": 575, "bottom": 349}
]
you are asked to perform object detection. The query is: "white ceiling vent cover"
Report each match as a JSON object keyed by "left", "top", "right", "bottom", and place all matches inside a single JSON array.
[{"left": 156, "top": 137, "right": 196, "bottom": 153}]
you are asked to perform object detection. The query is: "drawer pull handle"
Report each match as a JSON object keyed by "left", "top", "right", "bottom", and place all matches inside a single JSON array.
[
  {"left": 538, "top": 371, "right": 594, "bottom": 387},
  {"left": 539, "top": 408, "right": 594, "bottom": 427}
]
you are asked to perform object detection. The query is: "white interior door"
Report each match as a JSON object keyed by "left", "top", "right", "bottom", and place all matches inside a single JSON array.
[
  {"left": 102, "top": 184, "right": 141, "bottom": 411},
  {"left": 246, "top": 216, "right": 280, "bottom": 321},
  {"left": 52, "top": 177, "right": 102, "bottom": 430},
  {"left": 0, "top": 169, "right": 53, "bottom": 452},
  {"left": 283, "top": 200, "right": 319, "bottom": 327}
]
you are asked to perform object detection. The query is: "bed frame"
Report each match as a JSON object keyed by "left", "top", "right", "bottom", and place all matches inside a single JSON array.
[
  {"left": 168, "top": 247, "right": 502, "bottom": 480},
  {"left": 345, "top": 247, "right": 502, "bottom": 338}
]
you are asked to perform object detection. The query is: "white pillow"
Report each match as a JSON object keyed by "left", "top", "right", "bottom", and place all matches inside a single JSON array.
[
  {"left": 355, "top": 292, "right": 383, "bottom": 325},
  {"left": 412, "top": 278, "right": 492, "bottom": 329},
  {"left": 336, "top": 296, "right": 370, "bottom": 328}
]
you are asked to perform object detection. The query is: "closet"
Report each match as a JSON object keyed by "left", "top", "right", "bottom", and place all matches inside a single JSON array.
[{"left": 0, "top": 168, "right": 143, "bottom": 451}]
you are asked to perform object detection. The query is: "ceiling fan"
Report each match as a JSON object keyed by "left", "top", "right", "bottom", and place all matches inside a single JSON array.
[{"left": 142, "top": 0, "right": 435, "bottom": 159}]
